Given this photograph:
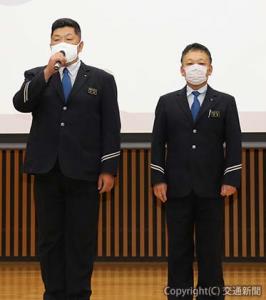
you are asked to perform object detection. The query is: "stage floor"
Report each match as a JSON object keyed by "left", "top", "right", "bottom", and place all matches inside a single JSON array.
[{"left": 0, "top": 262, "right": 265, "bottom": 299}]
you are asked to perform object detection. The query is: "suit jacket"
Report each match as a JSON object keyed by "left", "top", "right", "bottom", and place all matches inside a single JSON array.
[
  {"left": 151, "top": 85, "right": 242, "bottom": 198},
  {"left": 13, "top": 61, "right": 121, "bottom": 181}
]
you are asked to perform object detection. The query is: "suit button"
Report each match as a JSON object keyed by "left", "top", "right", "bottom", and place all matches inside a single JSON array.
[
  {"left": 63, "top": 106, "right": 67, "bottom": 111},
  {"left": 192, "top": 145, "right": 196, "bottom": 149},
  {"left": 60, "top": 122, "right": 65, "bottom": 127},
  {"left": 193, "top": 129, "right": 197, "bottom": 133}
]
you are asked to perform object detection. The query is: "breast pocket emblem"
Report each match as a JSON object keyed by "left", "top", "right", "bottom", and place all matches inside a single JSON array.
[
  {"left": 208, "top": 110, "right": 221, "bottom": 118},
  {"left": 88, "top": 87, "right": 98, "bottom": 96}
]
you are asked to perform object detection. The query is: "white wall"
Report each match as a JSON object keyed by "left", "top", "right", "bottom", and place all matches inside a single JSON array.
[{"left": 0, "top": 0, "right": 265, "bottom": 132}]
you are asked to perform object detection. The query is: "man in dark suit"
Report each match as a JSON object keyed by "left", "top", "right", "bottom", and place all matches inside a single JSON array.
[
  {"left": 151, "top": 43, "right": 242, "bottom": 300},
  {"left": 13, "top": 18, "right": 120, "bottom": 300}
]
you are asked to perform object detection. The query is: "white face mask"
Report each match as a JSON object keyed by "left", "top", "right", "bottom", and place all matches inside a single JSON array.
[
  {"left": 51, "top": 42, "right": 80, "bottom": 64},
  {"left": 184, "top": 64, "right": 208, "bottom": 85}
]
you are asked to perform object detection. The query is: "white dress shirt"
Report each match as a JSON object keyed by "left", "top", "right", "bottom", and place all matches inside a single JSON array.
[
  {"left": 59, "top": 59, "right": 81, "bottom": 86},
  {"left": 187, "top": 84, "right": 208, "bottom": 108}
]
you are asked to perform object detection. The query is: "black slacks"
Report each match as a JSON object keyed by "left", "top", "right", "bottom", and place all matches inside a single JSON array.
[
  {"left": 166, "top": 192, "right": 225, "bottom": 300},
  {"left": 34, "top": 164, "right": 99, "bottom": 300}
]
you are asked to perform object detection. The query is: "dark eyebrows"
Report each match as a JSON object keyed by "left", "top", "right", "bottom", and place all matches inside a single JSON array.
[
  {"left": 185, "top": 57, "right": 208, "bottom": 62},
  {"left": 52, "top": 33, "right": 75, "bottom": 39}
]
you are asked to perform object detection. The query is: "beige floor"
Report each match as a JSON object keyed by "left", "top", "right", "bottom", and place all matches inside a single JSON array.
[{"left": 0, "top": 262, "right": 265, "bottom": 299}]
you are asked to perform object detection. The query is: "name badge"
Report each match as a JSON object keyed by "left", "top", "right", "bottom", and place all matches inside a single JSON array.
[{"left": 88, "top": 87, "right": 98, "bottom": 96}]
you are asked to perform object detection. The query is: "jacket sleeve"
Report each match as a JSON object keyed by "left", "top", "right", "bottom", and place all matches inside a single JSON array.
[
  {"left": 222, "top": 97, "right": 242, "bottom": 188},
  {"left": 13, "top": 68, "right": 47, "bottom": 113},
  {"left": 100, "top": 73, "right": 121, "bottom": 176},
  {"left": 151, "top": 97, "right": 167, "bottom": 186}
]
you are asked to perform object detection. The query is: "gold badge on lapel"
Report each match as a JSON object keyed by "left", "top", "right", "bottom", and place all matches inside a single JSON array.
[
  {"left": 88, "top": 87, "right": 98, "bottom": 96},
  {"left": 208, "top": 109, "right": 221, "bottom": 118}
]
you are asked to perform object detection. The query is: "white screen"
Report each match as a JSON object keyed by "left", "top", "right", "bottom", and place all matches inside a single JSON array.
[{"left": 0, "top": 0, "right": 265, "bottom": 132}]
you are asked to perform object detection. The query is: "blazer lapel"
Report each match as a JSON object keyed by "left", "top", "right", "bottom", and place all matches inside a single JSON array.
[
  {"left": 67, "top": 62, "right": 91, "bottom": 102},
  {"left": 176, "top": 86, "right": 194, "bottom": 124},
  {"left": 50, "top": 72, "right": 65, "bottom": 102},
  {"left": 195, "top": 85, "right": 218, "bottom": 123}
]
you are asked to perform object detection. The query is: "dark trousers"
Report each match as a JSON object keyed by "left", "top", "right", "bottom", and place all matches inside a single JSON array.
[
  {"left": 166, "top": 192, "right": 225, "bottom": 300},
  {"left": 34, "top": 164, "right": 99, "bottom": 300}
]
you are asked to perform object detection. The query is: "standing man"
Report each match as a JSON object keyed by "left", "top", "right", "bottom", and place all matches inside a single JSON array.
[
  {"left": 13, "top": 18, "right": 120, "bottom": 300},
  {"left": 151, "top": 43, "right": 241, "bottom": 300}
]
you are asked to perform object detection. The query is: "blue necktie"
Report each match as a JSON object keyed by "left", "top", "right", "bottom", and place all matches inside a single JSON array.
[
  {"left": 62, "top": 68, "right": 72, "bottom": 102},
  {"left": 191, "top": 91, "right": 201, "bottom": 121}
]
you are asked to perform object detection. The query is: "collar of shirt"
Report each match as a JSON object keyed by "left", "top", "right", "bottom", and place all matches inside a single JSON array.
[
  {"left": 186, "top": 84, "right": 208, "bottom": 108},
  {"left": 59, "top": 59, "right": 81, "bottom": 85}
]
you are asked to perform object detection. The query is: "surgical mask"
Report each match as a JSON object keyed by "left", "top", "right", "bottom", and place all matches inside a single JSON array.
[
  {"left": 51, "top": 42, "right": 80, "bottom": 63},
  {"left": 184, "top": 64, "right": 208, "bottom": 85}
]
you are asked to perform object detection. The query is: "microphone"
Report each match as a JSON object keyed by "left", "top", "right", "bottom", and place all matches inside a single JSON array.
[{"left": 54, "top": 50, "right": 66, "bottom": 71}]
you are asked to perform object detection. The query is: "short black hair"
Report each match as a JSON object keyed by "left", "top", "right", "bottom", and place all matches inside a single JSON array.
[
  {"left": 51, "top": 18, "right": 81, "bottom": 38},
  {"left": 181, "top": 43, "right": 212, "bottom": 63}
]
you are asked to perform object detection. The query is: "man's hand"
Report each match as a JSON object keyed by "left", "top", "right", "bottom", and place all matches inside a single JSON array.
[
  {"left": 220, "top": 184, "right": 237, "bottom": 197},
  {"left": 44, "top": 52, "right": 67, "bottom": 82},
  {"left": 98, "top": 173, "right": 115, "bottom": 194},
  {"left": 153, "top": 183, "right": 168, "bottom": 203}
]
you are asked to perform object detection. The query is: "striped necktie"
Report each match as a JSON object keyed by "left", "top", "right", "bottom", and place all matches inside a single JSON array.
[
  {"left": 62, "top": 68, "right": 72, "bottom": 102},
  {"left": 191, "top": 91, "right": 201, "bottom": 121}
]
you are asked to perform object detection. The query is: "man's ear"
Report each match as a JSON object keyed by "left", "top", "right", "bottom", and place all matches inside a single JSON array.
[
  {"left": 78, "top": 41, "right": 84, "bottom": 54},
  {"left": 207, "top": 64, "right": 213, "bottom": 76},
  {"left": 180, "top": 65, "right": 186, "bottom": 77}
]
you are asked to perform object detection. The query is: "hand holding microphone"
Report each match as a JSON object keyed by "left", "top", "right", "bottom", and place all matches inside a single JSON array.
[
  {"left": 44, "top": 51, "right": 67, "bottom": 82},
  {"left": 54, "top": 50, "right": 66, "bottom": 71}
]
